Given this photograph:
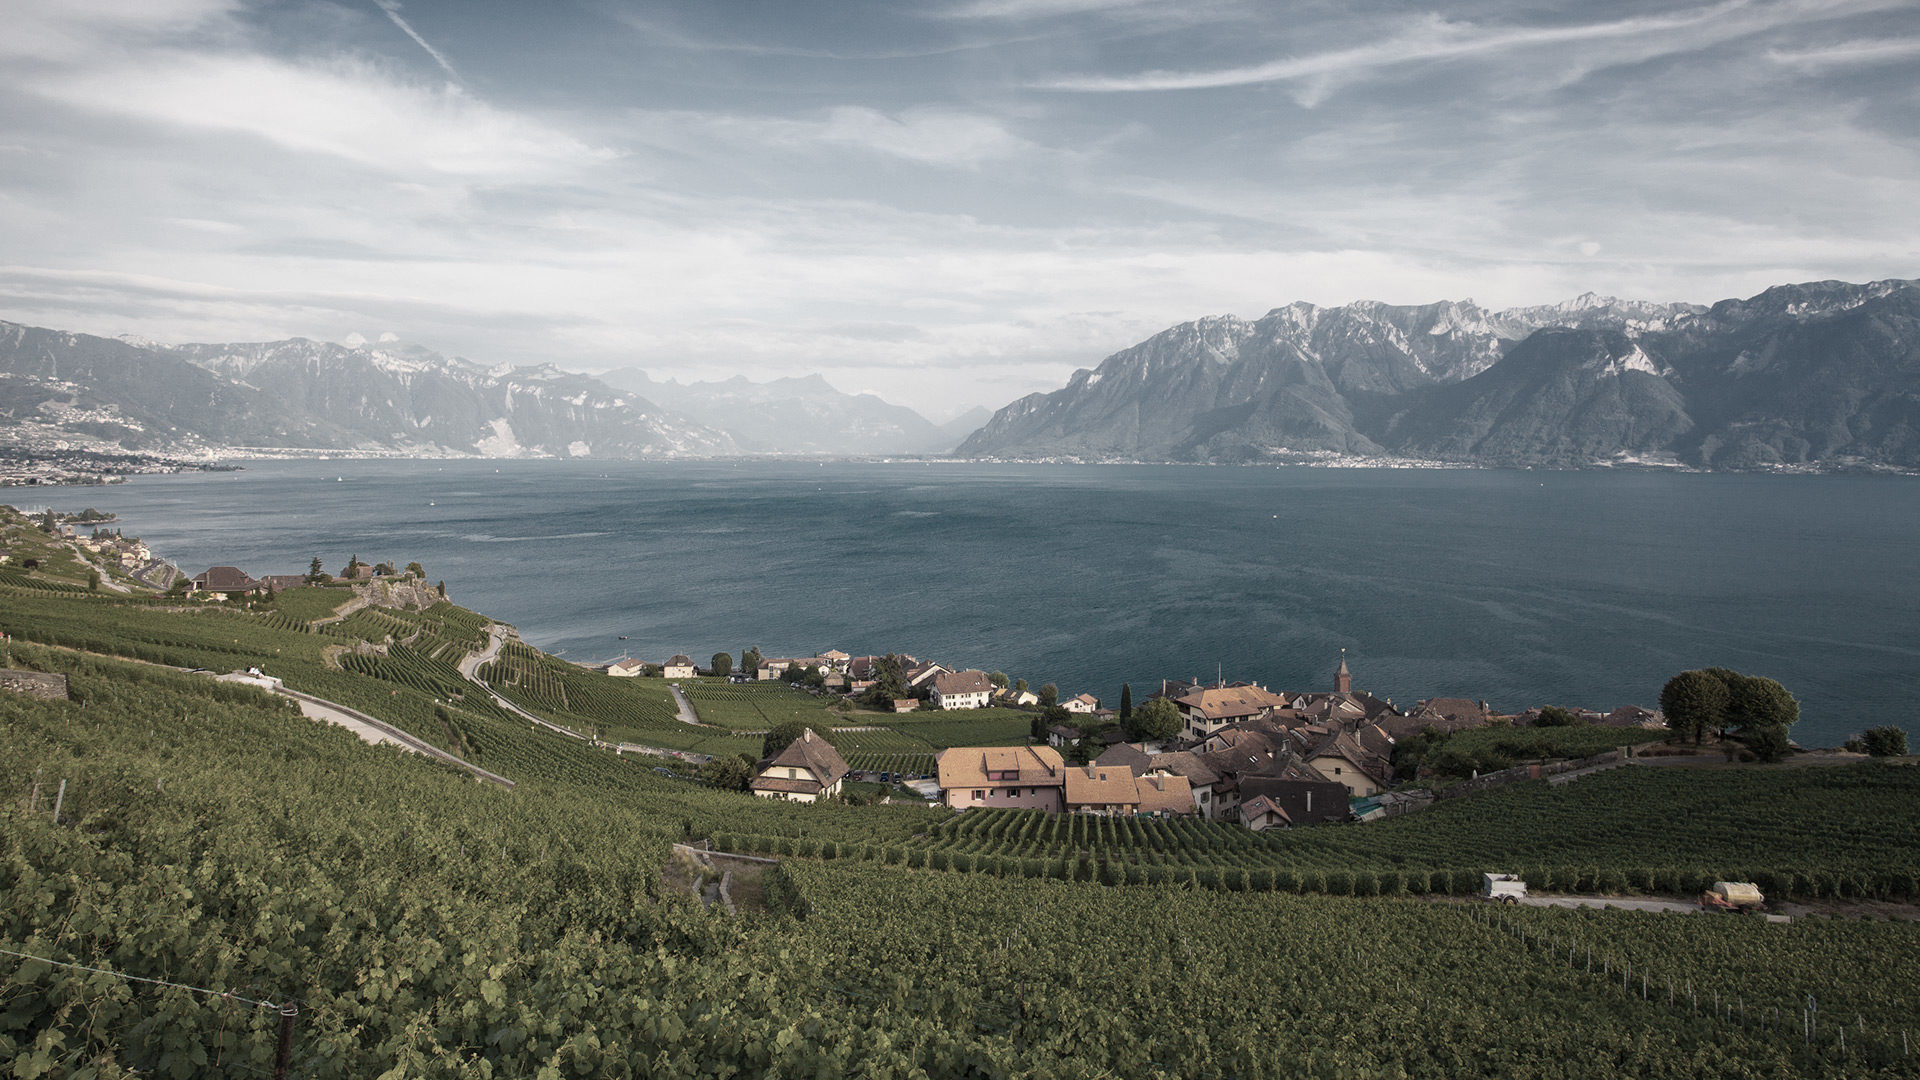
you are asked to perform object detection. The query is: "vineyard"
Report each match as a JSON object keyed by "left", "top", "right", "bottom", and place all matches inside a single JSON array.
[
  {"left": 681, "top": 680, "right": 844, "bottom": 730},
  {"left": 6, "top": 566, "right": 1920, "bottom": 1076},
  {"left": 9, "top": 646, "right": 1916, "bottom": 1077},
  {"left": 477, "top": 643, "right": 763, "bottom": 759},
  {"left": 703, "top": 762, "right": 1920, "bottom": 902},
  {"left": 775, "top": 862, "right": 1920, "bottom": 1077}
]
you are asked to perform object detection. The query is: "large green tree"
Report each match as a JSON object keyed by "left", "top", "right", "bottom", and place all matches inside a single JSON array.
[
  {"left": 860, "top": 654, "right": 907, "bottom": 710},
  {"left": 1534, "top": 705, "right": 1577, "bottom": 727},
  {"left": 710, "top": 652, "right": 733, "bottom": 678},
  {"left": 700, "top": 755, "right": 753, "bottom": 790},
  {"left": 741, "top": 646, "right": 762, "bottom": 677},
  {"left": 1660, "top": 669, "right": 1729, "bottom": 745},
  {"left": 1119, "top": 683, "right": 1133, "bottom": 722},
  {"left": 1123, "top": 697, "right": 1181, "bottom": 742},
  {"left": 1862, "top": 726, "right": 1909, "bottom": 757},
  {"left": 1713, "top": 669, "right": 1799, "bottom": 734},
  {"left": 1039, "top": 684, "right": 1058, "bottom": 708}
]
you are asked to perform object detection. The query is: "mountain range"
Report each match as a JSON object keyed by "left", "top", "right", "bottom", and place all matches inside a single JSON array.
[
  {"left": 5, "top": 277, "right": 1918, "bottom": 469},
  {"left": 0, "top": 325, "right": 966, "bottom": 459},
  {"left": 597, "top": 368, "right": 982, "bottom": 455},
  {"left": 959, "top": 279, "right": 1920, "bottom": 471}
]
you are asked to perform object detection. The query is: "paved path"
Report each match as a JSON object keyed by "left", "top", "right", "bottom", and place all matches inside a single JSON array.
[
  {"left": 457, "top": 623, "right": 591, "bottom": 743},
  {"left": 668, "top": 683, "right": 700, "bottom": 725},
  {"left": 1519, "top": 896, "right": 1699, "bottom": 914},
  {"left": 277, "top": 687, "right": 514, "bottom": 788}
]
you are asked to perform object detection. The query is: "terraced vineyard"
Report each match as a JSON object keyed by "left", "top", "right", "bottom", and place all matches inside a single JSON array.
[
  {"left": 816, "top": 763, "right": 1920, "bottom": 900},
  {"left": 7, "top": 575, "right": 1920, "bottom": 1076},
  {"left": 779, "top": 862, "right": 1920, "bottom": 1077},
  {"left": 479, "top": 643, "right": 761, "bottom": 759},
  {"left": 682, "top": 680, "right": 844, "bottom": 730}
]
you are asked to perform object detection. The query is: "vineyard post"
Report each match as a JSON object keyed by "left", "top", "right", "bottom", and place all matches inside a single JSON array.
[
  {"left": 273, "top": 1002, "right": 298, "bottom": 1080},
  {"left": 52, "top": 778, "right": 66, "bottom": 822},
  {"left": 27, "top": 768, "right": 41, "bottom": 813}
]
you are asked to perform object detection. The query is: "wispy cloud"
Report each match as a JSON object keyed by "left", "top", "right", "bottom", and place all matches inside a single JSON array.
[
  {"left": 33, "top": 52, "right": 608, "bottom": 178},
  {"left": 1038, "top": 0, "right": 1890, "bottom": 102},
  {"left": 372, "top": 0, "right": 462, "bottom": 82},
  {"left": 1768, "top": 36, "right": 1920, "bottom": 68}
]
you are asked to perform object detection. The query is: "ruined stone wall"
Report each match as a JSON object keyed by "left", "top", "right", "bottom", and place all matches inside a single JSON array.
[{"left": 0, "top": 670, "right": 70, "bottom": 701}]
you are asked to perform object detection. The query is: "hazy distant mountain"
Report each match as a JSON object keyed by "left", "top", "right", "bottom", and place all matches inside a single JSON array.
[
  {"left": 959, "top": 280, "right": 1920, "bottom": 471},
  {"left": 0, "top": 324, "right": 735, "bottom": 458},
  {"left": 598, "top": 368, "right": 956, "bottom": 455},
  {"left": 933, "top": 406, "right": 993, "bottom": 450}
]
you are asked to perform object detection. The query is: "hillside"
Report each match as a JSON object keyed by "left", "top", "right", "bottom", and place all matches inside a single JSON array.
[
  {"left": 959, "top": 279, "right": 1920, "bottom": 470},
  {"left": 5, "top": 514, "right": 1920, "bottom": 1075}
]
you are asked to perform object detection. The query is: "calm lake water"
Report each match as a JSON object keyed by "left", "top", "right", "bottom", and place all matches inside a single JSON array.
[{"left": 34, "top": 459, "right": 1920, "bottom": 748}]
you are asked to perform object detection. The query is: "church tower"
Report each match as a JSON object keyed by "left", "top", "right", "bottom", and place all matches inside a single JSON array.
[{"left": 1334, "top": 650, "right": 1351, "bottom": 694}]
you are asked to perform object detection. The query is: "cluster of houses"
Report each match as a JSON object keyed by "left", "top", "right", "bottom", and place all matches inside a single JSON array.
[
  {"left": 605, "top": 646, "right": 1106, "bottom": 716},
  {"left": 76, "top": 530, "right": 151, "bottom": 570},
  {"left": 178, "top": 561, "right": 424, "bottom": 598},
  {"left": 939, "top": 655, "right": 1658, "bottom": 830}
]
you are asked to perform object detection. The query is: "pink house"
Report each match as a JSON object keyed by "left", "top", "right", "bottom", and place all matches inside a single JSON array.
[{"left": 935, "top": 745, "right": 1066, "bottom": 812}]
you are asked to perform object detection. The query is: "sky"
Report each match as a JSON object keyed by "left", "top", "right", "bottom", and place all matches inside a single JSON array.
[{"left": 1, "top": 0, "right": 1916, "bottom": 421}]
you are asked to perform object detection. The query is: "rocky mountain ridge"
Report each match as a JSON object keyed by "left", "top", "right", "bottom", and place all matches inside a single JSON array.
[
  {"left": 958, "top": 280, "right": 1920, "bottom": 471},
  {"left": 0, "top": 323, "right": 735, "bottom": 459}
]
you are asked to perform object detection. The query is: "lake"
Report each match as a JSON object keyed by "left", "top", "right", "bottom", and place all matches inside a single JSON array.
[{"left": 34, "top": 459, "right": 1920, "bottom": 748}]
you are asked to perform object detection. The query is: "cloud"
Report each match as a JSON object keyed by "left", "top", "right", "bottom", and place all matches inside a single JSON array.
[
  {"left": 0, "top": 0, "right": 241, "bottom": 62},
  {"left": 622, "top": 106, "right": 1041, "bottom": 168},
  {"left": 372, "top": 0, "right": 462, "bottom": 82},
  {"left": 1768, "top": 36, "right": 1920, "bottom": 68},
  {"left": 31, "top": 51, "right": 609, "bottom": 178},
  {"left": 1037, "top": 0, "right": 1897, "bottom": 103}
]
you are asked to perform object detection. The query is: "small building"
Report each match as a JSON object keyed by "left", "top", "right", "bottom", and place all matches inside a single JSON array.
[
  {"left": 1060, "top": 693, "right": 1100, "bottom": 715},
  {"left": 1235, "top": 775, "right": 1350, "bottom": 830},
  {"left": 931, "top": 669, "right": 994, "bottom": 710},
  {"left": 748, "top": 729, "right": 849, "bottom": 803},
  {"left": 1046, "top": 724, "right": 1081, "bottom": 748},
  {"left": 904, "top": 662, "right": 951, "bottom": 692},
  {"left": 935, "top": 745, "right": 1066, "bottom": 812},
  {"left": 1064, "top": 763, "right": 1140, "bottom": 816},
  {"left": 607, "top": 658, "right": 649, "bottom": 678},
  {"left": 662, "top": 654, "right": 696, "bottom": 680},
  {"left": 190, "top": 566, "right": 261, "bottom": 596},
  {"left": 1135, "top": 772, "right": 1195, "bottom": 816},
  {"left": 891, "top": 698, "right": 919, "bottom": 714},
  {"left": 1093, "top": 742, "right": 1154, "bottom": 777},
  {"left": 1303, "top": 731, "right": 1391, "bottom": 799}
]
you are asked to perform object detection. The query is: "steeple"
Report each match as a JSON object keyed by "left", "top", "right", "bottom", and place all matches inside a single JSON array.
[{"left": 1334, "top": 649, "right": 1351, "bottom": 694}]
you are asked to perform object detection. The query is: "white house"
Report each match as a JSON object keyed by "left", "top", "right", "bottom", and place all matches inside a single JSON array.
[
  {"left": 748, "top": 730, "right": 850, "bottom": 803},
  {"left": 1061, "top": 693, "right": 1100, "bottom": 714},
  {"left": 662, "top": 654, "right": 696, "bottom": 680},
  {"left": 931, "top": 669, "right": 994, "bottom": 710},
  {"left": 607, "top": 658, "right": 648, "bottom": 678}
]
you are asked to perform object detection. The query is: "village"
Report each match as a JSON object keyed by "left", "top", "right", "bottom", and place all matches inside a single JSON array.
[{"left": 619, "top": 641, "right": 1668, "bottom": 831}]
